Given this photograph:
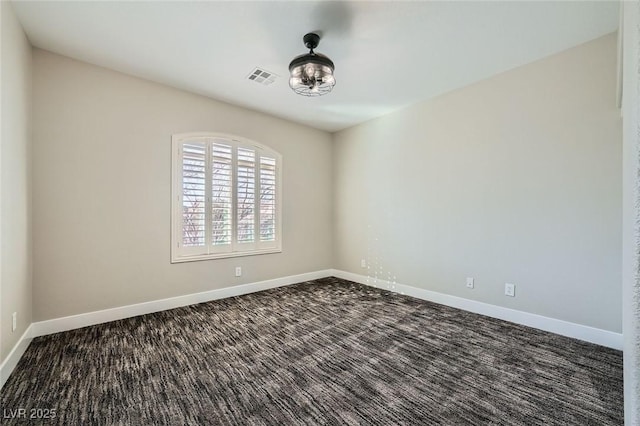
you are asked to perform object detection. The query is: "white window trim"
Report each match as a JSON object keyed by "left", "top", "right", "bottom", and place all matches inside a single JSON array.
[{"left": 171, "top": 132, "right": 282, "bottom": 263}]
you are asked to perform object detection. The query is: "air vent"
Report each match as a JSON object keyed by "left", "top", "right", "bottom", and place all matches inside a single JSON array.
[{"left": 247, "top": 68, "right": 277, "bottom": 86}]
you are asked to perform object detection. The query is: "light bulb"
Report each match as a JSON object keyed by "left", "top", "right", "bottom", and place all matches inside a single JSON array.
[
  {"left": 304, "top": 65, "right": 315, "bottom": 77},
  {"left": 323, "top": 74, "right": 335, "bottom": 86}
]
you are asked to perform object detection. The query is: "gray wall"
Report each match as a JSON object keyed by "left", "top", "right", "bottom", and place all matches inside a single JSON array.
[
  {"left": 1, "top": 1, "right": 32, "bottom": 363},
  {"left": 32, "top": 49, "right": 333, "bottom": 321},
  {"left": 333, "top": 34, "right": 622, "bottom": 332}
]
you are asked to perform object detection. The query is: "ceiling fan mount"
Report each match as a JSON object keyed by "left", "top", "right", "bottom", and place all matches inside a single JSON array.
[{"left": 303, "top": 33, "right": 320, "bottom": 51}]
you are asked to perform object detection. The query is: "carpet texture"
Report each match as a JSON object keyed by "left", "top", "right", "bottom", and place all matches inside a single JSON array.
[{"left": 1, "top": 277, "right": 623, "bottom": 425}]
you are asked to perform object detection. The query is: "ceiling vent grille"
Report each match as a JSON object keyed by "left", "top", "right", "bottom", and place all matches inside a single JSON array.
[{"left": 247, "top": 68, "right": 277, "bottom": 86}]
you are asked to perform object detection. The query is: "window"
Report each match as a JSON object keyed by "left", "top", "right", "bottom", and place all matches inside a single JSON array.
[{"left": 171, "top": 133, "right": 281, "bottom": 263}]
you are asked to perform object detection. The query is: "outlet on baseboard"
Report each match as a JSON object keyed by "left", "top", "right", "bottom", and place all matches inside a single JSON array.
[
  {"left": 466, "top": 277, "right": 474, "bottom": 289},
  {"left": 505, "top": 283, "right": 515, "bottom": 297},
  {"left": 12, "top": 312, "right": 17, "bottom": 332},
  {"left": 235, "top": 267, "right": 242, "bottom": 277}
]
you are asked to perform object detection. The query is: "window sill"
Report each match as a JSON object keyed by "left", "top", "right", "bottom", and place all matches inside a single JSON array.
[{"left": 171, "top": 248, "right": 282, "bottom": 264}]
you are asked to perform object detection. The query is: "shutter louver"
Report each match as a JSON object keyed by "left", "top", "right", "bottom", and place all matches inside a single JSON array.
[
  {"left": 237, "top": 147, "right": 255, "bottom": 243},
  {"left": 181, "top": 142, "right": 206, "bottom": 247},
  {"left": 211, "top": 143, "right": 232, "bottom": 246},
  {"left": 260, "top": 156, "right": 276, "bottom": 242}
]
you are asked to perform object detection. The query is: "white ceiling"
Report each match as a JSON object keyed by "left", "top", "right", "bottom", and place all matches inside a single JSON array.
[{"left": 13, "top": 1, "right": 620, "bottom": 132}]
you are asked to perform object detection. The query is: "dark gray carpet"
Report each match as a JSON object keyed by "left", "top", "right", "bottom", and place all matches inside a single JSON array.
[{"left": 1, "top": 277, "right": 622, "bottom": 425}]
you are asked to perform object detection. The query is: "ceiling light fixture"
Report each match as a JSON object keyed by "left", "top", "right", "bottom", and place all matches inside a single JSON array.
[{"left": 289, "top": 33, "right": 335, "bottom": 97}]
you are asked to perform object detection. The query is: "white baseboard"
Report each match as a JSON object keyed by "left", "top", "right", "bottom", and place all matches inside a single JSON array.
[
  {"left": 0, "top": 325, "right": 33, "bottom": 389},
  {"left": 31, "top": 270, "right": 332, "bottom": 338},
  {"left": 330, "top": 269, "right": 623, "bottom": 350}
]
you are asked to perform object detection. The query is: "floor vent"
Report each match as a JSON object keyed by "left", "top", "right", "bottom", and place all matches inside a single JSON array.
[{"left": 247, "top": 68, "right": 277, "bottom": 86}]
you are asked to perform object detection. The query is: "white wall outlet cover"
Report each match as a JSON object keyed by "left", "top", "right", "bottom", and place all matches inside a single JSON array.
[
  {"left": 360, "top": 259, "right": 367, "bottom": 268},
  {"left": 505, "top": 283, "right": 516, "bottom": 297},
  {"left": 235, "top": 267, "right": 242, "bottom": 277},
  {"left": 466, "top": 277, "right": 474, "bottom": 288},
  {"left": 12, "top": 312, "right": 17, "bottom": 332}
]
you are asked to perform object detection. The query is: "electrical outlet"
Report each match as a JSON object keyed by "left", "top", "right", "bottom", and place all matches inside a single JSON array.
[
  {"left": 360, "top": 259, "right": 367, "bottom": 268},
  {"left": 235, "top": 267, "right": 242, "bottom": 277},
  {"left": 466, "top": 277, "right": 474, "bottom": 289},
  {"left": 505, "top": 283, "right": 515, "bottom": 297},
  {"left": 12, "top": 312, "right": 17, "bottom": 332}
]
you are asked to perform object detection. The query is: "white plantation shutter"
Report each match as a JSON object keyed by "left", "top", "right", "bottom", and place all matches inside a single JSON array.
[
  {"left": 236, "top": 147, "right": 256, "bottom": 245},
  {"left": 259, "top": 156, "right": 277, "bottom": 244},
  {"left": 211, "top": 142, "right": 233, "bottom": 250},
  {"left": 180, "top": 142, "right": 207, "bottom": 254},
  {"left": 172, "top": 134, "right": 281, "bottom": 262}
]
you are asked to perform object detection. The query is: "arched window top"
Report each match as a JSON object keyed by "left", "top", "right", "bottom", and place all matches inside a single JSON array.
[{"left": 173, "top": 132, "right": 281, "bottom": 160}]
